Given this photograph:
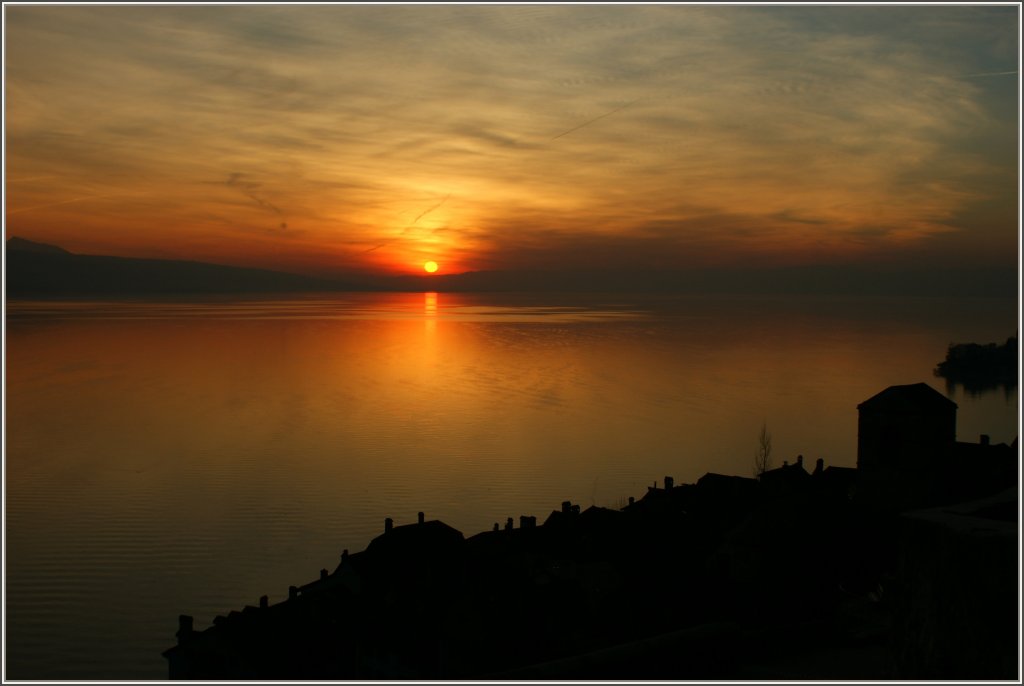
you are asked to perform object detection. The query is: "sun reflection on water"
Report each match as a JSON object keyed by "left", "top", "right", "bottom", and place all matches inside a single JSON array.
[{"left": 424, "top": 292, "right": 438, "bottom": 335}]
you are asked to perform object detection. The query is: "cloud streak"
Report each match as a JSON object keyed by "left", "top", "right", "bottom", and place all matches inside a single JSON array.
[{"left": 4, "top": 5, "right": 1018, "bottom": 276}]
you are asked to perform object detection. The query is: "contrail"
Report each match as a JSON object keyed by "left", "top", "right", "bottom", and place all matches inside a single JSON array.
[
  {"left": 226, "top": 173, "right": 283, "bottom": 216},
  {"left": 365, "top": 193, "right": 451, "bottom": 253},
  {"left": 242, "top": 190, "right": 283, "bottom": 216},
  {"left": 6, "top": 194, "right": 117, "bottom": 215},
  {"left": 5, "top": 175, "right": 56, "bottom": 183},
  {"left": 409, "top": 193, "right": 450, "bottom": 227},
  {"left": 551, "top": 98, "right": 642, "bottom": 141}
]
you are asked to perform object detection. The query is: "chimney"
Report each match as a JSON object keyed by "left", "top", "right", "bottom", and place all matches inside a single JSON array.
[
  {"left": 259, "top": 595, "right": 268, "bottom": 610},
  {"left": 628, "top": 496, "right": 635, "bottom": 506},
  {"left": 505, "top": 516, "right": 513, "bottom": 531},
  {"left": 385, "top": 517, "right": 393, "bottom": 533},
  {"left": 320, "top": 568, "right": 328, "bottom": 581},
  {"left": 519, "top": 515, "right": 536, "bottom": 529},
  {"left": 980, "top": 434, "right": 990, "bottom": 446},
  {"left": 664, "top": 476, "right": 674, "bottom": 490},
  {"left": 814, "top": 458, "right": 824, "bottom": 476},
  {"left": 796, "top": 455, "right": 804, "bottom": 469},
  {"left": 288, "top": 585, "right": 298, "bottom": 600},
  {"left": 418, "top": 511, "right": 425, "bottom": 525},
  {"left": 493, "top": 522, "right": 499, "bottom": 532},
  {"left": 176, "top": 615, "right": 194, "bottom": 645},
  {"left": 562, "top": 500, "right": 572, "bottom": 513},
  {"left": 341, "top": 549, "right": 349, "bottom": 563}
]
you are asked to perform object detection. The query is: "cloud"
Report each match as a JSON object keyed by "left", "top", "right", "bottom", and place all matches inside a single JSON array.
[{"left": 4, "top": 5, "right": 1017, "bottom": 275}]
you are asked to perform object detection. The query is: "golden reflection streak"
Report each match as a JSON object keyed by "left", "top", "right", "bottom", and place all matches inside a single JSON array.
[{"left": 424, "top": 291, "right": 438, "bottom": 336}]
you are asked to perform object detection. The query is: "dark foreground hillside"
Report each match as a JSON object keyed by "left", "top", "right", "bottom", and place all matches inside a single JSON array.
[{"left": 164, "top": 435, "right": 1017, "bottom": 680}]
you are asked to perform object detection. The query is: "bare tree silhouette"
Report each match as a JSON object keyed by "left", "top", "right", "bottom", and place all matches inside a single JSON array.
[{"left": 753, "top": 422, "right": 773, "bottom": 478}]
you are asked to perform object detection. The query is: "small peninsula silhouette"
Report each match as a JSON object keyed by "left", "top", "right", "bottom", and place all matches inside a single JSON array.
[{"left": 934, "top": 336, "right": 1018, "bottom": 395}]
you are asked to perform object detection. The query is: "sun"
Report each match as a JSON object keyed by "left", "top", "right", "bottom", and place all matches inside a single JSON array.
[{"left": 423, "top": 261, "right": 439, "bottom": 273}]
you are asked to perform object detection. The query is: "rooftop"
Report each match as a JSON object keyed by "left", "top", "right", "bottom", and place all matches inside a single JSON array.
[{"left": 856, "top": 382, "right": 957, "bottom": 412}]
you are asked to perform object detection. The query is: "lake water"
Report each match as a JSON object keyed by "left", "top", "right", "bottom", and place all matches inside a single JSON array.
[{"left": 4, "top": 292, "right": 1018, "bottom": 679}]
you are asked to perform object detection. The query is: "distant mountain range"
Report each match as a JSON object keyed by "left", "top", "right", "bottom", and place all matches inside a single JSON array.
[
  {"left": 5, "top": 237, "right": 365, "bottom": 296},
  {"left": 5, "top": 237, "right": 1017, "bottom": 297}
]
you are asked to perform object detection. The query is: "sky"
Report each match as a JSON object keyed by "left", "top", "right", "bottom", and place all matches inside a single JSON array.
[{"left": 4, "top": 4, "right": 1020, "bottom": 279}]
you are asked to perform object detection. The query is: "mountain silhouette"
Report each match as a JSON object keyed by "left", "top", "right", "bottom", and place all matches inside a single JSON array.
[
  {"left": 6, "top": 237, "right": 1016, "bottom": 297},
  {"left": 5, "top": 237, "right": 367, "bottom": 296},
  {"left": 6, "top": 236, "right": 73, "bottom": 255}
]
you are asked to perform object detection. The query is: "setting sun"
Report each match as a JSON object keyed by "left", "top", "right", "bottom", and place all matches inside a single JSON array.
[{"left": 423, "top": 261, "right": 439, "bottom": 273}]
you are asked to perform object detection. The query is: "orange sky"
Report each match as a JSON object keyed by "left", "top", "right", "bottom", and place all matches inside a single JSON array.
[{"left": 4, "top": 4, "right": 1020, "bottom": 278}]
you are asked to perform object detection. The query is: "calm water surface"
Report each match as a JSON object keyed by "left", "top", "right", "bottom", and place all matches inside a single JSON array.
[{"left": 4, "top": 292, "right": 1018, "bottom": 679}]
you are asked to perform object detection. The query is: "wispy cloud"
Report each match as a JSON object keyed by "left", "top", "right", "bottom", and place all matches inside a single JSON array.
[
  {"left": 5, "top": 5, "right": 1017, "bottom": 274},
  {"left": 960, "top": 70, "right": 1017, "bottom": 78}
]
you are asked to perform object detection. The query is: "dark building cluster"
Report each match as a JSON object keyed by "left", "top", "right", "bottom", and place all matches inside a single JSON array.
[{"left": 164, "top": 383, "right": 1017, "bottom": 680}]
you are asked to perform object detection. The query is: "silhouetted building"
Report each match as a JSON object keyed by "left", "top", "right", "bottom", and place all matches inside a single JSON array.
[
  {"left": 856, "top": 383, "right": 957, "bottom": 511},
  {"left": 693, "top": 472, "right": 758, "bottom": 503},
  {"left": 949, "top": 436, "right": 1017, "bottom": 504},
  {"left": 856, "top": 382, "right": 1015, "bottom": 511},
  {"left": 815, "top": 464, "right": 857, "bottom": 501},
  {"left": 758, "top": 454, "right": 811, "bottom": 495}
]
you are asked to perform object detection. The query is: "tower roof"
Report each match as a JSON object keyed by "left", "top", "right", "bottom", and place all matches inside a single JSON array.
[{"left": 857, "top": 382, "right": 957, "bottom": 412}]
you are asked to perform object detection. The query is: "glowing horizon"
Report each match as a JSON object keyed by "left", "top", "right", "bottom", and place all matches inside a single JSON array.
[{"left": 4, "top": 5, "right": 1019, "bottom": 280}]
